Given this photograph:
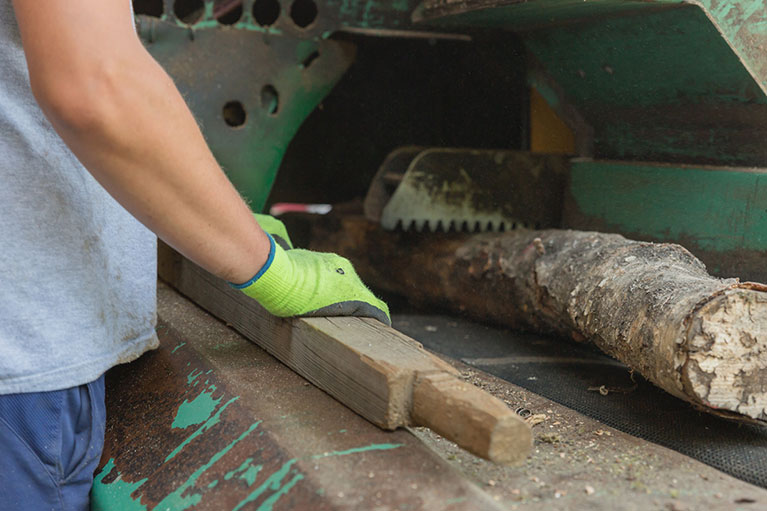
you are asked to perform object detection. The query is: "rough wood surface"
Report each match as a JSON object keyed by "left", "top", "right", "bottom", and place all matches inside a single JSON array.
[
  {"left": 309, "top": 215, "right": 767, "bottom": 423},
  {"left": 157, "top": 242, "right": 532, "bottom": 463},
  {"left": 413, "top": 373, "right": 529, "bottom": 465}
]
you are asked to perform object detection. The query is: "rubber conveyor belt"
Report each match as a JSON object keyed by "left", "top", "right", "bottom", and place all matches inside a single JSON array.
[{"left": 393, "top": 312, "right": 767, "bottom": 489}]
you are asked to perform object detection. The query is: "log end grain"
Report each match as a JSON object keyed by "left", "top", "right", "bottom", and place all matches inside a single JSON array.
[
  {"left": 412, "top": 372, "right": 532, "bottom": 465},
  {"left": 685, "top": 285, "right": 767, "bottom": 421}
]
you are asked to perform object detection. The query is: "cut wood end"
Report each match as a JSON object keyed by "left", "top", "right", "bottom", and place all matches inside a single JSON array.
[
  {"left": 412, "top": 373, "right": 532, "bottom": 464},
  {"left": 487, "top": 414, "right": 534, "bottom": 466},
  {"left": 685, "top": 286, "right": 767, "bottom": 422}
]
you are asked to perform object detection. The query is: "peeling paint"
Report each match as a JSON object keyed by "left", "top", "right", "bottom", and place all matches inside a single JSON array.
[
  {"left": 311, "top": 442, "right": 404, "bottom": 459},
  {"left": 154, "top": 421, "right": 261, "bottom": 511},
  {"left": 232, "top": 460, "right": 303, "bottom": 511},
  {"left": 92, "top": 459, "right": 148, "bottom": 511},
  {"left": 165, "top": 397, "right": 241, "bottom": 462},
  {"left": 186, "top": 368, "right": 203, "bottom": 386},
  {"left": 171, "top": 386, "right": 223, "bottom": 429}
]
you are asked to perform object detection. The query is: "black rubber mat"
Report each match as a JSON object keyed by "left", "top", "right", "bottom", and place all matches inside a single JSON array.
[{"left": 393, "top": 313, "right": 767, "bottom": 489}]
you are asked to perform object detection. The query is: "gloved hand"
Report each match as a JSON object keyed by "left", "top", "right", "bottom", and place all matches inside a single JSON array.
[{"left": 232, "top": 230, "right": 390, "bottom": 326}]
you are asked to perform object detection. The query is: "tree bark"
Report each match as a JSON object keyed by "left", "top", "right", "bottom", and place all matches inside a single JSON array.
[{"left": 309, "top": 215, "right": 767, "bottom": 423}]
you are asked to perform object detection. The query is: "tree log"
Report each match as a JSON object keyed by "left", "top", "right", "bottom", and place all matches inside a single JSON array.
[{"left": 309, "top": 215, "right": 767, "bottom": 423}]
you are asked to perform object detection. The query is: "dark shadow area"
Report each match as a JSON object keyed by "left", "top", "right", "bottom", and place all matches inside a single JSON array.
[{"left": 268, "top": 33, "right": 529, "bottom": 207}]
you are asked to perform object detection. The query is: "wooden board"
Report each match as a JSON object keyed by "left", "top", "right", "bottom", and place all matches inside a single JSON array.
[{"left": 158, "top": 242, "right": 532, "bottom": 464}]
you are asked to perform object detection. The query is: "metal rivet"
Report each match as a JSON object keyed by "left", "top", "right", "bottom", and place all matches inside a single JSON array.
[{"left": 336, "top": 268, "right": 345, "bottom": 275}]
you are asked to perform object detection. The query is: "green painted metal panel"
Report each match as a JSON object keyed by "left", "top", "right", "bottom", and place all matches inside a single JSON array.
[
  {"left": 135, "top": 0, "right": 424, "bottom": 210},
  {"left": 521, "top": 5, "right": 767, "bottom": 164},
  {"left": 420, "top": 1, "right": 767, "bottom": 166},
  {"left": 418, "top": 0, "right": 681, "bottom": 30},
  {"left": 138, "top": 19, "right": 355, "bottom": 211},
  {"left": 565, "top": 160, "right": 767, "bottom": 275},
  {"left": 523, "top": 6, "right": 766, "bottom": 108}
]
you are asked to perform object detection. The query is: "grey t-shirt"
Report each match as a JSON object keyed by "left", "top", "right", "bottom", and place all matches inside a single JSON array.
[{"left": 0, "top": 2, "right": 159, "bottom": 393}]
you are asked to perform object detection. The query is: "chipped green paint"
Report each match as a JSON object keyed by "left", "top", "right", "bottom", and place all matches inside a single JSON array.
[
  {"left": 693, "top": 0, "right": 767, "bottom": 93},
  {"left": 225, "top": 442, "right": 401, "bottom": 510},
  {"left": 568, "top": 160, "right": 767, "bottom": 252},
  {"left": 225, "top": 458, "right": 253, "bottom": 480},
  {"left": 256, "top": 474, "right": 305, "bottom": 511},
  {"left": 311, "top": 442, "right": 404, "bottom": 459},
  {"left": 165, "top": 398, "right": 241, "bottom": 462},
  {"left": 326, "top": 0, "right": 414, "bottom": 28},
  {"left": 240, "top": 464, "right": 263, "bottom": 486},
  {"left": 225, "top": 457, "right": 262, "bottom": 485},
  {"left": 186, "top": 368, "right": 203, "bottom": 386},
  {"left": 153, "top": 421, "right": 261, "bottom": 511},
  {"left": 232, "top": 460, "right": 302, "bottom": 511},
  {"left": 92, "top": 459, "right": 148, "bottom": 511},
  {"left": 92, "top": 421, "right": 261, "bottom": 510},
  {"left": 171, "top": 386, "right": 223, "bottom": 429},
  {"left": 171, "top": 342, "right": 186, "bottom": 354}
]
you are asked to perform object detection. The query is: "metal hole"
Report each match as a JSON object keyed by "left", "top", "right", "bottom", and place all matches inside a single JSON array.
[
  {"left": 173, "top": 0, "right": 204, "bottom": 24},
  {"left": 289, "top": 0, "right": 317, "bottom": 28},
  {"left": 215, "top": 0, "right": 243, "bottom": 24},
  {"left": 260, "top": 85, "right": 279, "bottom": 115},
  {"left": 253, "top": 0, "right": 280, "bottom": 26},
  {"left": 301, "top": 50, "right": 320, "bottom": 69},
  {"left": 223, "top": 101, "right": 247, "bottom": 127}
]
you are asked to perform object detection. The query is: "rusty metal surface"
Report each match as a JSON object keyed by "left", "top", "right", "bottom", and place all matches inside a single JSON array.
[{"left": 92, "top": 283, "right": 502, "bottom": 510}]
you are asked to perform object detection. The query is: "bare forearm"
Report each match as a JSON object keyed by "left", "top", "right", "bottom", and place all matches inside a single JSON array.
[
  {"left": 46, "top": 56, "right": 268, "bottom": 283},
  {"left": 12, "top": 0, "right": 268, "bottom": 283}
]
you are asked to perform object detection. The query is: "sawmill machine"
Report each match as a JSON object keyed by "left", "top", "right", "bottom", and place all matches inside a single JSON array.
[
  {"left": 92, "top": 0, "right": 767, "bottom": 508},
  {"left": 135, "top": 0, "right": 767, "bottom": 283}
]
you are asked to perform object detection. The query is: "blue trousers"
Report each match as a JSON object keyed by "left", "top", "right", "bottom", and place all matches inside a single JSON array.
[{"left": 0, "top": 376, "right": 106, "bottom": 511}]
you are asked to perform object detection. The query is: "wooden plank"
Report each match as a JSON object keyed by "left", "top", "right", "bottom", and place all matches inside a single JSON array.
[{"left": 157, "top": 242, "right": 532, "bottom": 464}]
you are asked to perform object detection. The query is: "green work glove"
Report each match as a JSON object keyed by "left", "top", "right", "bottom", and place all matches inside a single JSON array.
[
  {"left": 231, "top": 234, "right": 391, "bottom": 326},
  {"left": 253, "top": 213, "right": 293, "bottom": 249}
]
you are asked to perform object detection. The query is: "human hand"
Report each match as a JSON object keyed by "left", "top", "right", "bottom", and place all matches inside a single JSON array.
[{"left": 233, "top": 233, "right": 390, "bottom": 325}]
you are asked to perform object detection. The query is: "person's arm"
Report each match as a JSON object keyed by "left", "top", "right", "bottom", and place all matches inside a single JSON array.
[
  {"left": 12, "top": 0, "right": 390, "bottom": 325},
  {"left": 11, "top": 0, "right": 268, "bottom": 284}
]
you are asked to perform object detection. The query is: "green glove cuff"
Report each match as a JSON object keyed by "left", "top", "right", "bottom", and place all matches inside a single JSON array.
[
  {"left": 253, "top": 213, "right": 293, "bottom": 249},
  {"left": 234, "top": 237, "right": 390, "bottom": 325}
]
